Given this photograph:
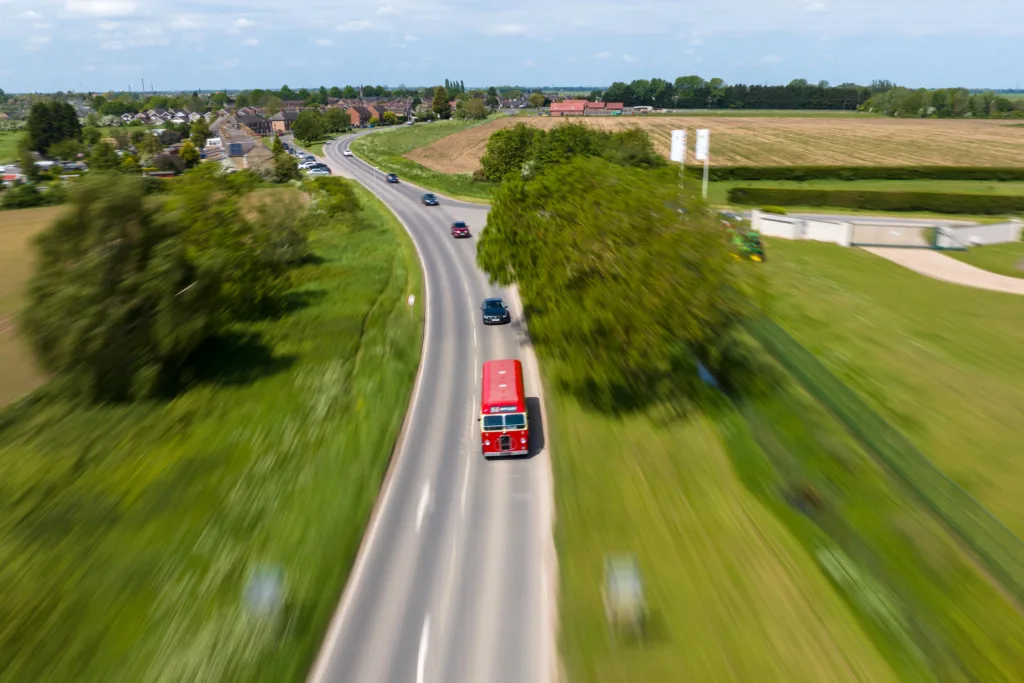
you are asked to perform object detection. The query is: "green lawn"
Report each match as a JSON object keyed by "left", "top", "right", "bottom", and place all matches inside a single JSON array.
[
  {"left": 948, "top": 240, "right": 1024, "bottom": 278},
  {"left": 349, "top": 119, "right": 498, "bottom": 202},
  {"left": 0, "top": 182, "right": 424, "bottom": 683},
  {"left": 0, "top": 130, "right": 22, "bottom": 163},
  {"left": 653, "top": 109, "right": 882, "bottom": 118},
  {"left": 549, "top": 390, "right": 901, "bottom": 683},
  {"left": 761, "top": 239, "right": 1024, "bottom": 537}
]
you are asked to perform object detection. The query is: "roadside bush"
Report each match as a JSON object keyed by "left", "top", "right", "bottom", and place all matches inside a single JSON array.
[
  {"left": 690, "top": 165, "right": 1024, "bottom": 182},
  {"left": 760, "top": 205, "right": 788, "bottom": 215},
  {"left": 1, "top": 183, "right": 49, "bottom": 209},
  {"left": 729, "top": 187, "right": 1024, "bottom": 215},
  {"left": 307, "top": 176, "right": 361, "bottom": 217},
  {"left": 152, "top": 153, "right": 186, "bottom": 174},
  {"left": 223, "top": 168, "right": 265, "bottom": 194}
]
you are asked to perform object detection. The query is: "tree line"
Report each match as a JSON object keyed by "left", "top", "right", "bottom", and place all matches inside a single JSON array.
[
  {"left": 595, "top": 76, "right": 888, "bottom": 109},
  {"left": 475, "top": 122, "right": 764, "bottom": 412},
  {"left": 19, "top": 167, "right": 364, "bottom": 402},
  {"left": 862, "top": 87, "right": 1024, "bottom": 118}
]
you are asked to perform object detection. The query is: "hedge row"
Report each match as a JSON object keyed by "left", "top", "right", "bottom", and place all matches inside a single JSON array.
[
  {"left": 727, "top": 187, "right": 1024, "bottom": 215},
  {"left": 685, "top": 165, "right": 1024, "bottom": 182}
]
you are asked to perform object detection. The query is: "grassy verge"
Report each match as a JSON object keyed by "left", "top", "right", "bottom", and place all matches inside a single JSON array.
[
  {"left": 720, "top": 204, "right": 1010, "bottom": 223},
  {"left": 761, "top": 238, "right": 1024, "bottom": 536},
  {"left": 707, "top": 178, "right": 1024, "bottom": 205},
  {"left": 721, "top": 373, "right": 1024, "bottom": 681},
  {"left": 349, "top": 119, "right": 497, "bottom": 202},
  {"left": 947, "top": 240, "right": 1024, "bottom": 277},
  {"left": 0, "top": 183, "right": 424, "bottom": 683},
  {"left": 548, "top": 386, "right": 899, "bottom": 682},
  {"left": 0, "top": 205, "right": 64, "bottom": 405}
]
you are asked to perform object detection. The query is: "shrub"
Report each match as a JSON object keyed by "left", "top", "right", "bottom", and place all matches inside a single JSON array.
[
  {"left": 152, "top": 153, "right": 186, "bottom": 174},
  {"left": 689, "top": 165, "right": 1024, "bottom": 182},
  {"left": 729, "top": 187, "right": 1024, "bottom": 215},
  {"left": 1, "top": 183, "right": 48, "bottom": 209},
  {"left": 759, "top": 205, "right": 787, "bottom": 215}
]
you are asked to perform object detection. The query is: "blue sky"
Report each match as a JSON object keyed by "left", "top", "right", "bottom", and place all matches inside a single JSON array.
[{"left": 1, "top": 0, "right": 1022, "bottom": 93}]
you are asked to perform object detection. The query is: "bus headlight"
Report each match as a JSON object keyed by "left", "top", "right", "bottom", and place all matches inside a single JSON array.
[
  {"left": 521, "top": 437, "right": 526, "bottom": 444},
  {"left": 484, "top": 440, "right": 490, "bottom": 446}
]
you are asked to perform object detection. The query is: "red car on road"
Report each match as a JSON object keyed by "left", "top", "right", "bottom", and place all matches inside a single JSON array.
[{"left": 451, "top": 221, "right": 471, "bottom": 238}]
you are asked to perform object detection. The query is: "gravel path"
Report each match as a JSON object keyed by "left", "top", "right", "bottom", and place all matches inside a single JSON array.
[{"left": 862, "top": 248, "right": 1024, "bottom": 296}]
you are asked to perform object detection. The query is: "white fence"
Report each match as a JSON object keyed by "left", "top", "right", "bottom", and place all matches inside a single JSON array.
[
  {"left": 937, "top": 220, "right": 1022, "bottom": 248},
  {"left": 750, "top": 211, "right": 1022, "bottom": 250}
]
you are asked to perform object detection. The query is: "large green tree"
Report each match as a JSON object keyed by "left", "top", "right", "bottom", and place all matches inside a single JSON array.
[
  {"left": 476, "top": 157, "right": 757, "bottom": 412},
  {"left": 180, "top": 140, "right": 200, "bottom": 168},
  {"left": 290, "top": 109, "right": 324, "bottom": 144},
  {"left": 323, "top": 107, "right": 349, "bottom": 133},
  {"left": 20, "top": 173, "right": 221, "bottom": 401},
  {"left": 431, "top": 86, "right": 451, "bottom": 120},
  {"left": 88, "top": 141, "right": 121, "bottom": 171},
  {"left": 27, "top": 100, "right": 82, "bottom": 154},
  {"left": 479, "top": 122, "right": 542, "bottom": 181},
  {"left": 454, "top": 98, "right": 488, "bottom": 120}
]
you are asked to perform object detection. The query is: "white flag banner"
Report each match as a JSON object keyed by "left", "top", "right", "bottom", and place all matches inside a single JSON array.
[
  {"left": 670, "top": 129, "right": 686, "bottom": 163},
  {"left": 695, "top": 129, "right": 710, "bottom": 161}
]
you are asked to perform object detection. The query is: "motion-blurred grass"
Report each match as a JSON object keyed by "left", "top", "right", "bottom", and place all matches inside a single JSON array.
[
  {"left": 349, "top": 119, "right": 496, "bottom": 202},
  {"left": 761, "top": 239, "right": 1024, "bottom": 537},
  {"left": 547, "top": 387, "right": 901, "bottom": 683},
  {"left": 0, "top": 183, "right": 423, "bottom": 683},
  {"left": 947, "top": 240, "right": 1024, "bottom": 278}
]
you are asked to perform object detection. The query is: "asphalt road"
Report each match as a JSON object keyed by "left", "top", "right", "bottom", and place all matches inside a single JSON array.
[{"left": 300, "top": 132, "right": 557, "bottom": 683}]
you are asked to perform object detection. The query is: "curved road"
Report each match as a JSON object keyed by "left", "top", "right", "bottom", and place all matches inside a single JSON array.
[{"left": 302, "top": 132, "right": 558, "bottom": 683}]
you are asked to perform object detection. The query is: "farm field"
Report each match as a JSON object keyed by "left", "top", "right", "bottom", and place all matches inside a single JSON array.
[
  {"left": 0, "top": 183, "right": 424, "bottom": 683},
  {"left": 948, "top": 241, "right": 1024, "bottom": 278},
  {"left": 406, "top": 116, "right": 1024, "bottom": 173},
  {"left": 0, "top": 205, "right": 63, "bottom": 405},
  {"left": 762, "top": 238, "right": 1024, "bottom": 537},
  {"left": 349, "top": 118, "right": 498, "bottom": 201}
]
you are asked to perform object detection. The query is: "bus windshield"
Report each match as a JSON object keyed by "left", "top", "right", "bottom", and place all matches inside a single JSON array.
[
  {"left": 482, "top": 415, "right": 504, "bottom": 431},
  {"left": 505, "top": 413, "right": 526, "bottom": 429}
]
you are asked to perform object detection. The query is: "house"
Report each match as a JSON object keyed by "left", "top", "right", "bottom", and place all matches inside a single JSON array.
[
  {"left": 217, "top": 108, "right": 229, "bottom": 117},
  {"left": 347, "top": 105, "right": 372, "bottom": 127},
  {"left": 549, "top": 100, "right": 587, "bottom": 117},
  {"left": 188, "top": 112, "right": 203, "bottom": 123},
  {"left": 237, "top": 114, "right": 272, "bottom": 136},
  {"left": 133, "top": 112, "right": 149, "bottom": 122},
  {"left": 120, "top": 113, "right": 134, "bottom": 123},
  {"left": 203, "top": 111, "right": 215, "bottom": 122},
  {"left": 0, "top": 113, "right": 8, "bottom": 120},
  {"left": 269, "top": 109, "right": 300, "bottom": 134}
]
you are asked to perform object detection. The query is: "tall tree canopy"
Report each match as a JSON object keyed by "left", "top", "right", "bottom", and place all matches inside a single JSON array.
[{"left": 27, "top": 100, "right": 82, "bottom": 154}]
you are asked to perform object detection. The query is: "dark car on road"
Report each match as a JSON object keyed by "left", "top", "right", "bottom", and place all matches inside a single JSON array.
[
  {"left": 421, "top": 193, "right": 439, "bottom": 206},
  {"left": 480, "top": 297, "right": 511, "bottom": 325},
  {"left": 386, "top": 173, "right": 399, "bottom": 183},
  {"left": 451, "top": 221, "right": 471, "bottom": 238}
]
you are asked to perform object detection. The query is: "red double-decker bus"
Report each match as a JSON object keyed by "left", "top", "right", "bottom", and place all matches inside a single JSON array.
[{"left": 479, "top": 359, "right": 529, "bottom": 458}]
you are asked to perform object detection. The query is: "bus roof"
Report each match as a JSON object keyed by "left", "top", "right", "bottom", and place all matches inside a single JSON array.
[{"left": 481, "top": 359, "right": 526, "bottom": 413}]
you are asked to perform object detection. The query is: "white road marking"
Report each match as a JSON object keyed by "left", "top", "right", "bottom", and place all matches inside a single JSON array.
[
  {"left": 416, "top": 482, "right": 431, "bottom": 532},
  {"left": 461, "top": 448, "right": 471, "bottom": 515},
  {"left": 472, "top": 327, "right": 478, "bottom": 349},
  {"left": 417, "top": 616, "right": 431, "bottom": 683}
]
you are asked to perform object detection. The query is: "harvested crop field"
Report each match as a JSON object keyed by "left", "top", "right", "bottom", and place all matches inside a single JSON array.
[{"left": 406, "top": 116, "right": 1024, "bottom": 173}]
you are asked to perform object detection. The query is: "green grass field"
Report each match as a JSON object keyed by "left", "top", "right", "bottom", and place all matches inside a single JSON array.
[
  {"left": 548, "top": 390, "right": 901, "bottom": 683},
  {"left": 349, "top": 119, "right": 497, "bottom": 202},
  {"left": 948, "top": 240, "right": 1024, "bottom": 278},
  {"left": 761, "top": 239, "right": 1024, "bottom": 537},
  {"left": 0, "top": 130, "right": 22, "bottom": 163},
  {"left": 0, "top": 183, "right": 424, "bottom": 683},
  {"left": 706, "top": 178, "right": 1024, "bottom": 205},
  {"left": 0, "top": 205, "right": 64, "bottom": 405}
]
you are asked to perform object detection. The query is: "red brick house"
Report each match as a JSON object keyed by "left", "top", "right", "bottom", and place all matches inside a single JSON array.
[
  {"left": 549, "top": 100, "right": 587, "bottom": 116},
  {"left": 347, "top": 105, "right": 372, "bottom": 127}
]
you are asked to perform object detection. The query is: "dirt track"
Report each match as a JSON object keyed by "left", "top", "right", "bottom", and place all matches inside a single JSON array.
[
  {"left": 405, "top": 116, "right": 1024, "bottom": 174},
  {"left": 863, "top": 248, "right": 1024, "bottom": 295}
]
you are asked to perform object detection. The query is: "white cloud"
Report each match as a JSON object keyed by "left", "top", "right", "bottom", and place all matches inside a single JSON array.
[
  {"left": 566, "top": 56, "right": 578, "bottom": 62},
  {"left": 20, "top": 10, "right": 42, "bottom": 19},
  {"left": 235, "top": 18, "right": 255, "bottom": 28},
  {"left": 376, "top": 5, "right": 398, "bottom": 15},
  {"left": 171, "top": 16, "right": 198, "bottom": 29},
  {"left": 102, "top": 40, "right": 124, "bottom": 50},
  {"left": 523, "top": 59, "right": 536, "bottom": 67},
  {"left": 336, "top": 20, "right": 371, "bottom": 31},
  {"left": 25, "top": 35, "right": 52, "bottom": 51},
  {"left": 97, "top": 20, "right": 119, "bottom": 30},
  {"left": 404, "top": 34, "right": 419, "bottom": 41},
  {"left": 760, "top": 53, "right": 782, "bottom": 63},
  {"left": 805, "top": 2, "right": 827, "bottom": 12},
  {"left": 65, "top": 0, "right": 138, "bottom": 16},
  {"left": 244, "top": 37, "right": 260, "bottom": 46},
  {"left": 486, "top": 23, "right": 527, "bottom": 35},
  {"left": 593, "top": 51, "right": 612, "bottom": 59},
  {"left": 622, "top": 53, "right": 637, "bottom": 62},
  {"left": 315, "top": 38, "right": 334, "bottom": 46}
]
